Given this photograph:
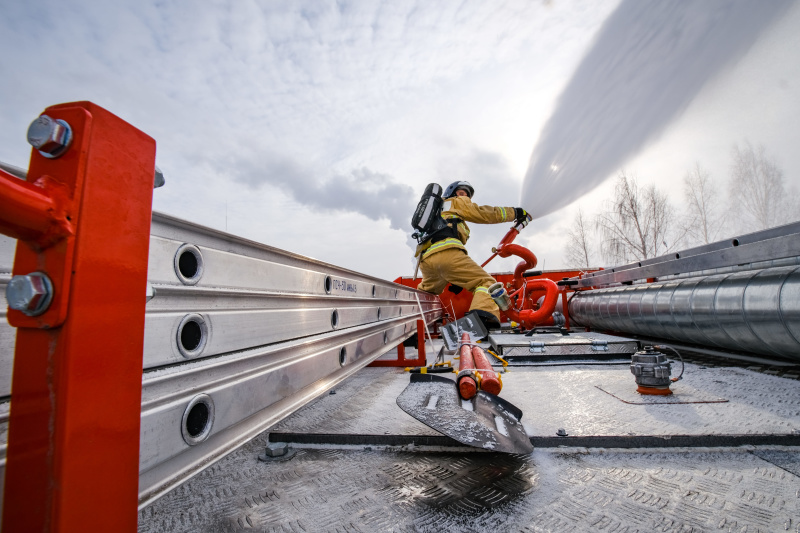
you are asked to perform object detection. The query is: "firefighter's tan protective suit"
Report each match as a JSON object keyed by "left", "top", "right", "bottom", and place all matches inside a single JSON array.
[{"left": 415, "top": 195, "right": 516, "bottom": 320}]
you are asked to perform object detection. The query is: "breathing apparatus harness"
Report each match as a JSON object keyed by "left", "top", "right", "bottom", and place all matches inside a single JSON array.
[
  {"left": 411, "top": 182, "right": 464, "bottom": 248},
  {"left": 414, "top": 217, "right": 462, "bottom": 247}
]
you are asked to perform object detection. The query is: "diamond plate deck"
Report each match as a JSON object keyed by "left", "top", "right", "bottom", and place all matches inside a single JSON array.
[
  {"left": 138, "top": 349, "right": 800, "bottom": 531},
  {"left": 138, "top": 439, "right": 800, "bottom": 532},
  {"left": 269, "top": 363, "right": 800, "bottom": 441}
]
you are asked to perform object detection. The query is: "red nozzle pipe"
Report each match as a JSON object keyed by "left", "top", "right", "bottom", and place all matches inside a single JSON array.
[
  {"left": 504, "top": 278, "right": 559, "bottom": 328},
  {"left": 481, "top": 226, "right": 520, "bottom": 268},
  {"left": 497, "top": 227, "right": 520, "bottom": 247},
  {"left": 496, "top": 243, "right": 538, "bottom": 289}
]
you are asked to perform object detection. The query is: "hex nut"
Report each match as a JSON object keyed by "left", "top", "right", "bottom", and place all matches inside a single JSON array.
[
  {"left": 27, "top": 115, "right": 72, "bottom": 158},
  {"left": 154, "top": 165, "right": 165, "bottom": 188},
  {"left": 6, "top": 273, "right": 53, "bottom": 316},
  {"left": 264, "top": 442, "right": 288, "bottom": 457}
]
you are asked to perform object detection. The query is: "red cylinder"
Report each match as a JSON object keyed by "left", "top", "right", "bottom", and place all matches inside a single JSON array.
[
  {"left": 457, "top": 333, "right": 477, "bottom": 399},
  {"left": 471, "top": 346, "right": 502, "bottom": 395}
]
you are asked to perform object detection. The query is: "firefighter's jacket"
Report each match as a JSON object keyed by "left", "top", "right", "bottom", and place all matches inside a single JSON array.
[{"left": 415, "top": 196, "right": 516, "bottom": 258}]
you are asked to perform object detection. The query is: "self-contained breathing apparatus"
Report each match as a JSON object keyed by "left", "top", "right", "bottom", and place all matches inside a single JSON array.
[
  {"left": 411, "top": 183, "right": 461, "bottom": 247},
  {"left": 411, "top": 183, "right": 464, "bottom": 280}
]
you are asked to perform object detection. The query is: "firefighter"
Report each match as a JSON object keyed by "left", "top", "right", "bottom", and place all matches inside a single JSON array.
[{"left": 415, "top": 180, "right": 532, "bottom": 329}]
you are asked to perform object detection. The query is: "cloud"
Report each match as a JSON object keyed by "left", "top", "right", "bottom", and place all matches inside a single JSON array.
[
  {"left": 223, "top": 149, "right": 416, "bottom": 232},
  {"left": 432, "top": 147, "right": 532, "bottom": 271},
  {"left": 13, "top": 0, "right": 793, "bottom": 280},
  {"left": 521, "top": 0, "right": 793, "bottom": 220},
  {"left": 437, "top": 147, "right": 520, "bottom": 206}
]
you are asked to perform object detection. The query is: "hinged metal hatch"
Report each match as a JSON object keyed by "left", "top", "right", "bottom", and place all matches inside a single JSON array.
[{"left": 488, "top": 331, "right": 638, "bottom": 363}]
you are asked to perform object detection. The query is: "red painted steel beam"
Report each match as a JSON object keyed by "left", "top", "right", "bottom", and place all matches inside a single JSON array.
[{"left": 1, "top": 102, "right": 155, "bottom": 532}]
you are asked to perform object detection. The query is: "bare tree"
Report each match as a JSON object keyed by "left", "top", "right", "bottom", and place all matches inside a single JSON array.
[
  {"left": 683, "top": 162, "right": 725, "bottom": 245},
  {"left": 564, "top": 208, "right": 596, "bottom": 269},
  {"left": 729, "top": 142, "right": 790, "bottom": 231},
  {"left": 596, "top": 172, "right": 679, "bottom": 264}
]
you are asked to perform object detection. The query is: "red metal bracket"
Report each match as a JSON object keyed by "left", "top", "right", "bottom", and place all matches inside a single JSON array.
[
  {"left": 1, "top": 102, "right": 155, "bottom": 532},
  {"left": 369, "top": 319, "right": 427, "bottom": 367}
]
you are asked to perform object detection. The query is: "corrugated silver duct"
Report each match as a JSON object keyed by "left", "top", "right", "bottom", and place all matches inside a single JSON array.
[{"left": 569, "top": 265, "right": 800, "bottom": 361}]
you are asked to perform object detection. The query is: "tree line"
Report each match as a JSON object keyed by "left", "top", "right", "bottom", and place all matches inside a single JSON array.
[{"left": 564, "top": 141, "right": 799, "bottom": 268}]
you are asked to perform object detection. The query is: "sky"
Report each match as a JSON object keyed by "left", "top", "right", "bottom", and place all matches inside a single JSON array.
[{"left": 1, "top": 0, "right": 799, "bottom": 279}]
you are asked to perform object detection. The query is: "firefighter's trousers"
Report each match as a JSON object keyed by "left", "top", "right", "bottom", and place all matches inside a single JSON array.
[{"left": 417, "top": 248, "right": 500, "bottom": 320}]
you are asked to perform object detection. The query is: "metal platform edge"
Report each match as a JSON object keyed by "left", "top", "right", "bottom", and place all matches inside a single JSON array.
[{"left": 267, "top": 431, "right": 800, "bottom": 449}]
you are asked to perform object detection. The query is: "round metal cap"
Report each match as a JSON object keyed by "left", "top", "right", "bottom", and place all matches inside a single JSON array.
[
  {"left": 27, "top": 115, "right": 73, "bottom": 159},
  {"left": 6, "top": 273, "right": 54, "bottom": 316}
]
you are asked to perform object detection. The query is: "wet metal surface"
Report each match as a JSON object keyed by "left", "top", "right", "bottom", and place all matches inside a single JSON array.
[
  {"left": 396, "top": 374, "right": 533, "bottom": 454},
  {"left": 138, "top": 438, "right": 800, "bottom": 532},
  {"left": 270, "top": 364, "right": 800, "bottom": 441},
  {"left": 137, "top": 348, "right": 800, "bottom": 531}
]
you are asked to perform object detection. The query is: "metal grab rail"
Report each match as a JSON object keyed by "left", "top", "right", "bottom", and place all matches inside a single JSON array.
[
  {"left": 0, "top": 102, "right": 156, "bottom": 532},
  {"left": 0, "top": 161, "right": 26, "bottom": 180},
  {"left": 570, "top": 222, "right": 800, "bottom": 289}
]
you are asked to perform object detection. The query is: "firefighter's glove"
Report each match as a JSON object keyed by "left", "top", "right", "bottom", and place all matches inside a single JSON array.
[{"left": 514, "top": 208, "right": 532, "bottom": 228}]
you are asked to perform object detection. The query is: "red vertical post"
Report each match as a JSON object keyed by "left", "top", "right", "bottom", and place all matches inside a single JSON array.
[{"left": 1, "top": 102, "right": 155, "bottom": 532}]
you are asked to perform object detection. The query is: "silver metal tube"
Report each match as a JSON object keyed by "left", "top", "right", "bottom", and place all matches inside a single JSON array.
[
  {"left": 0, "top": 161, "right": 26, "bottom": 180},
  {"left": 488, "top": 282, "right": 512, "bottom": 311},
  {"left": 569, "top": 265, "right": 800, "bottom": 361}
]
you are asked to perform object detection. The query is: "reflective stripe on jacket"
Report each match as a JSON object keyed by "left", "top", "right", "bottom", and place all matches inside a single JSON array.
[{"left": 416, "top": 196, "right": 515, "bottom": 258}]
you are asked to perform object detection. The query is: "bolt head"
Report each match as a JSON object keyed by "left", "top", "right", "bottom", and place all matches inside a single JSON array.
[
  {"left": 6, "top": 273, "right": 53, "bottom": 316},
  {"left": 27, "top": 115, "right": 72, "bottom": 158},
  {"left": 154, "top": 165, "right": 165, "bottom": 188},
  {"left": 264, "top": 442, "right": 288, "bottom": 457}
]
